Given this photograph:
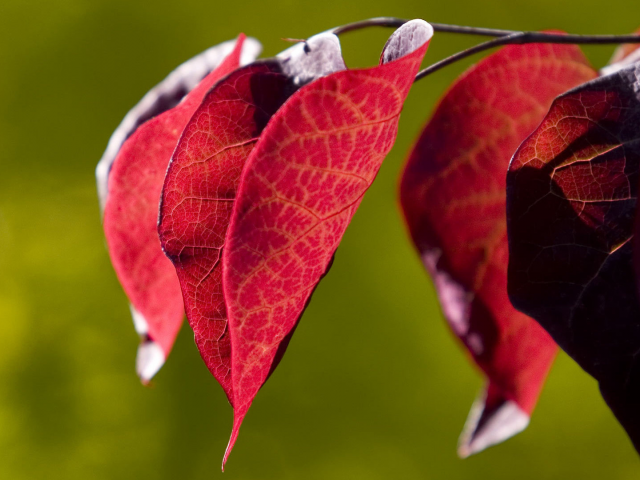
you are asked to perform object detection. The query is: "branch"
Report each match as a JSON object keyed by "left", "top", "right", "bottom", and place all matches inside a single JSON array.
[
  {"left": 415, "top": 31, "right": 640, "bottom": 80},
  {"left": 331, "top": 17, "right": 640, "bottom": 81},
  {"left": 333, "top": 17, "right": 514, "bottom": 37}
]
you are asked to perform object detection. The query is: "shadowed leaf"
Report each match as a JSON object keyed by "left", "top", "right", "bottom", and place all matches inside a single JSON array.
[{"left": 507, "top": 60, "right": 640, "bottom": 452}]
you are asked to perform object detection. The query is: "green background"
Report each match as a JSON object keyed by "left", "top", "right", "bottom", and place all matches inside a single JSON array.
[{"left": 1, "top": 0, "right": 638, "bottom": 478}]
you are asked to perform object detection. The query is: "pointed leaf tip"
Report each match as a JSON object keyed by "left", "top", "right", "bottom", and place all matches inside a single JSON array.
[
  {"left": 222, "top": 409, "right": 248, "bottom": 470},
  {"left": 136, "top": 341, "right": 165, "bottom": 384},
  {"left": 458, "top": 386, "right": 529, "bottom": 458}
]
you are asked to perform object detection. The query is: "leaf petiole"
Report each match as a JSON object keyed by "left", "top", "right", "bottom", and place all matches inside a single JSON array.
[{"left": 415, "top": 31, "right": 640, "bottom": 80}]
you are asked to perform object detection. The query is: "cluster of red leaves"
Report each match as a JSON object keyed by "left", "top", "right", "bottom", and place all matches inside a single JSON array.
[
  {"left": 400, "top": 32, "right": 640, "bottom": 455},
  {"left": 97, "top": 37, "right": 263, "bottom": 384},
  {"left": 99, "top": 20, "right": 432, "bottom": 467},
  {"left": 98, "top": 16, "right": 640, "bottom": 466}
]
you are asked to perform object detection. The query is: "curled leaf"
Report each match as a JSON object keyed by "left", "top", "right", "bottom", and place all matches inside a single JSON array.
[
  {"left": 221, "top": 19, "right": 432, "bottom": 466},
  {"left": 400, "top": 42, "right": 597, "bottom": 456},
  {"left": 506, "top": 60, "right": 640, "bottom": 451},
  {"left": 97, "top": 37, "right": 261, "bottom": 211},
  {"left": 99, "top": 35, "right": 260, "bottom": 382},
  {"left": 158, "top": 31, "right": 346, "bottom": 400}
]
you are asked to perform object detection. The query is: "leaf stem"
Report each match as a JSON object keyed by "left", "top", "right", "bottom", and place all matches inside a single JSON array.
[
  {"left": 334, "top": 17, "right": 640, "bottom": 43},
  {"left": 333, "top": 17, "right": 514, "bottom": 37},
  {"left": 415, "top": 31, "right": 640, "bottom": 80}
]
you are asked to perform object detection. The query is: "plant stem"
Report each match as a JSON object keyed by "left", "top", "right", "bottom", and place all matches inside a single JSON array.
[
  {"left": 333, "top": 17, "right": 514, "bottom": 37},
  {"left": 415, "top": 33, "right": 523, "bottom": 79},
  {"left": 334, "top": 17, "right": 640, "bottom": 42},
  {"left": 332, "top": 17, "right": 406, "bottom": 35},
  {"left": 415, "top": 31, "right": 640, "bottom": 80},
  {"left": 332, "top": 17, "right": 640, "bottom": 81}
]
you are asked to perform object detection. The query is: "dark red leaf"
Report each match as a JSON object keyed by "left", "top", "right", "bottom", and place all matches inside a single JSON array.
[
  {"left": 608, "top": 27, "right": 640, "bottom": 308},
  {"left": 506, "top": 61, "right": 640, "bottom": 451},
  {"left": 221, "top": 20, "right": 432, "bottom": 467},
  {"left": 400, "top": 42, "right": 597, "bottom": 455},
  {"left": 158, "top": 32, "right": 346, "bottom": 400},
  {"left": 99, "top": 35, "right": 259, "bottom": 382}
]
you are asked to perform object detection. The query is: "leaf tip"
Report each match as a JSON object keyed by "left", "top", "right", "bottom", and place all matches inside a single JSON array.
[
  {"left": 222, "top": 409, "right": 248, "bottom": 471},
  {"left": 136, "top": 340, "right": 165, "bottom": 384},
  {"left": 457, "top": 387, "right": 529, "bottom": 458}
]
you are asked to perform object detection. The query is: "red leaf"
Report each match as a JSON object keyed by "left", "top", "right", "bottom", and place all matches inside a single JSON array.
[
  {"left": 506, "top": 61, "right": 640, "bottom": 451},
  {"left": 99, "top": 35, "right": 260, "bottom": 382},
  {"left": 400, "top": 42, "right": 597, "bottom": 455},
  {"left": 221, "top": 20, "right": 432, "bottom": 467},
  {"left": 158, "top": 33, "right": 346, "bottom": 400}
]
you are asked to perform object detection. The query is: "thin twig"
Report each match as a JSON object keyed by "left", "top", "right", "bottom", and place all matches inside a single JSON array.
[
  {"left": 332, "top": 17, "right": 406, "bottom": 35},
  {"left": 331, "top": 17, "right": 640, "bottom": 81},
  {"left": 334, "top": 17, "right": 640, "bottom": 42},
  {"left": 430, "top": 23, "right": 514, "bottom": 37},
  {"left": 415, "top": 33, "right": 521, "bottom": 80},
  {"left": 414, "top": 31, "right": 640, "bottom": 81},
  {"left": 333, "top": 17, "right": 514, "bottom": 37}
]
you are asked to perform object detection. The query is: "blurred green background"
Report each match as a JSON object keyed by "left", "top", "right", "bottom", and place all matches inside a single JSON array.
[{"left": 1, "top": 0, "right": 639, "bottom": 478}]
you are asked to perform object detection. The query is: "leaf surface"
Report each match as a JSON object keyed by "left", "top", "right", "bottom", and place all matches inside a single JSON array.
[
  {"left": 158, "top": 32, "right": 347, "bottom": 400},
  {"left": 506, "top": 61, "right": 640, "bottom": 451},
  {"left": 100, "top": 35, "right": 259, "bottom": 382},
  {"left": 221, "top": 19, "right": 433, "bottom": 467},
  {"left": 400, "top": 42, "right": 597, "bottom": 456}
]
